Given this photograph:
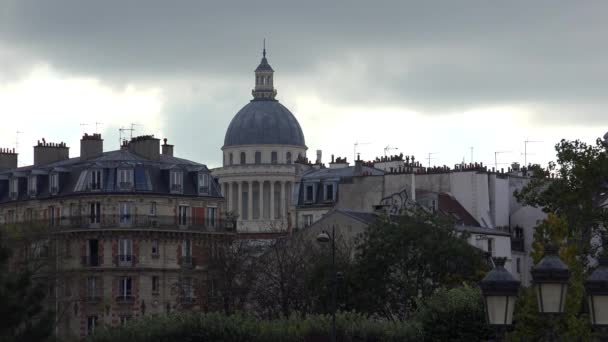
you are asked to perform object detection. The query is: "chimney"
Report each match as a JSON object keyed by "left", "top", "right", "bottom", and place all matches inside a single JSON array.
[
  {"left": 354, "top": 154, "right": 363, "bottom": 176},
  {"left": 34, "top": 140, "right": 69, "bottom": 166},
  {"left": 161, "top": 138, "right": 174, "bottom": 157},
  {"left": 0, "top": 148, "right": 18, "bottom": 171},
  {"left": 80, "top": 133, "right": 103, "bottom": 160},
  {"left": 329, "top": 156, "right": 349, "bottom": 169},
  {"left": 316, "top": 150, "right": 322, "bottom": 164},
  {"left": 128, "top": 135, "right": 160, "bottom": 160},
  {"left": 511, "top": 162, "right": 520, "bottom": 172}
]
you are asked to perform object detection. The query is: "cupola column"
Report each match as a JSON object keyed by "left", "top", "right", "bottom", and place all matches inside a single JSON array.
[
  {"left": 248, "top": 181, "right": 253, "bottom": 222},
  {"left": 270, "top": 181, "right": 275, "bottom": 220},
  {"left": 281, "top": 181, "right": 286, "bottom": 220},
  {"left": 258, "top": 180, "right": 264, "bottom": 221}
]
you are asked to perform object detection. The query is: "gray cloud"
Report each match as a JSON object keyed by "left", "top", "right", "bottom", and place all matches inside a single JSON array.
[{"left": 1, "top": 0, "right": 607, "bottom": 165}]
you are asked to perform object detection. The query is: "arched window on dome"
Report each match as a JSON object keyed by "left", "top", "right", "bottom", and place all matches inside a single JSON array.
[
  {"left": 229, "top": 153, "right": 233, "bottom": 165},
  {"left": 255, "top": 151, "right": 261, "bottom": 164},
  {"left": 271, "top": 151, "right": 278, "bottom": 164},
  {"left": 286, "top": 152, "right": 292, "bottom": 164},
  {"left": 240, "top": 152, "right": 246, "bottom": 165}
]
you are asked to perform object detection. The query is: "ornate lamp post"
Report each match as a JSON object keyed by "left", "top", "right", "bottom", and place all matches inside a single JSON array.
[
  {"left": 531, "top": 243, "right": 570, "bottom": 341},
  {"left": 480, "top": 257, "right": 521, "bottom": 342},
  {"left": 317, "top": 225, "right": 336, "bottom": 342},
  {"left": 586, "top": 247, "right": 608, "bottom": 341}
]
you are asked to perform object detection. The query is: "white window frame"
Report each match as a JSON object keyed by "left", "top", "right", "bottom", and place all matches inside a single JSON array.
[
  {"left": 87, "top": 276, "right": 99, "bottom": 298},
  {"left": 117, "top": 168, "right": 134, "bottom": 189},
  {"left": 151, "top": 239, "right": 159, "bottom": 256},
  {"left": 206, "top": 207, "right": 217, "bottom": 228},
  {"left": 198, "top": 173, "right": 209, "bottom": 194},
  {"left": 303, "top": 214, "right": 313, "bottom": 228},
  {"left": 87, "top": 315, "right": 98, "bottom": 336},
  {"left": 118, "top": 239, "right": 133, "bottom": 264},
  {"left": 89, "top": 169, "right": 103, "bottom": 191},
  {"left": 178, "top": 205, "right": 189, "bottom": 227},
  {"left": 182, "top": 239, "right": 192, "bottom": 257},
  {"left": 9, "top": 177, "right": 18, "bottom": 199},
  {"left": 324, "top": 183, "right": 335, "bottom": 202},
  {"left": 28, "top": 175, "right": 37, "bottom": 196},
  {"left": 305, "top": 184, "right": 315, "bottom": 203},
  {"left": 89, "top": 202, "right": 101, "bottom": 225},
  {"left": 49, "top": 173, "right": 59, "bottom": 194},
  {"left": 149, "top": 202, "right": 157, "bottom": 216},
  {"left": 119, "top": 202, "right": 132, "bottom": 225},
  {"left": 171, "top": 170, "right": 183, "bottom": 192},
  {"left": 119, "top": 276, "right": 132, "bottom": 298}
]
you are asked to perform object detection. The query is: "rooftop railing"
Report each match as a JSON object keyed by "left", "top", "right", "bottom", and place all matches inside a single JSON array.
[{"left": 1, "top": 215, "right": 236, "bottom": 233}]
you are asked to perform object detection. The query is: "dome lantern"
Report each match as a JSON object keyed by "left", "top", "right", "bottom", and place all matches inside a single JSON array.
[{"left": 252, "top": 39, "right": 277, "bottom": 101}]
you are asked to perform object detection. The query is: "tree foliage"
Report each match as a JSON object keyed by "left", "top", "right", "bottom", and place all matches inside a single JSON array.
[{"left": 349, "top": 209, "right": 487, "bottom": 320}]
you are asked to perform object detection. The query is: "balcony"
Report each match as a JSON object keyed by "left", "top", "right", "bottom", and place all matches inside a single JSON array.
[
  {"left": 177, "top": 296, "right": 196, "bottom": 305},
  {"left": 1, "top": 215, "right": 236, "bottom": 233},
  {"left": 511, "top": 237, "right": 525, "bottom": 252},
  {"left": 179, "top": 256, "right": 195, "bottom": 269},
  {"left": 171, "top": 184, "right": 183, "bottom": 192},
  {"left": 81, "top": 255, "right": 103, "bottom": 267},
  {"left": 114, "top": 255, "right": 136, "bottom": 267},
  {"left": 115, "top": 294, "right": 135, "bottom": 304}
]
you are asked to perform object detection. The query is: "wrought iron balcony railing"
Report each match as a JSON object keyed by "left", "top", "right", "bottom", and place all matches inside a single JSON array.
[
  {"left": 179, "top": 256, "right": 195, "bottom": 269},
  {"left": 0, "top": 215, "right": 236, "bottom": 233},
  {"left": 81, "top": 255, "right": 103, "bottom": 267},
  {"left": 115, "top": 294, "right": 135, "bottom": 304},
  {"left": 114, "top": 255, "right": 137, "bottom": 267},
  {"left": 85, "top": 289, "right": 104, "bottom": 303}
]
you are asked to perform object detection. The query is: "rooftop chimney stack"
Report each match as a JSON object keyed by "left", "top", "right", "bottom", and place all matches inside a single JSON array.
[
  {"left": 128, "top": 135, "right": 160, "bottom": 160},
  {"left": 0, "top": 148, "right": 18, "bottom": 171},
  {"left": 316, "top": 150, "right": 322, "bottom": 164},
  {"left": 80, "top": 133, "right": 103, "bottom": 160},
  {"left": 354, "top": 154, "right": 363, "bottom": 176},
  {"left": 161, "top": 138, "right": 174, "bottom": 157},
  {"left": 34, "top": 140, "right": 69, "bottom": 166}
]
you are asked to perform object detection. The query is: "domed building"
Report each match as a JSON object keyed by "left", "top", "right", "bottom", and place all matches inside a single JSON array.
[{"left": 213, "top": 48, "right": 309, "bottom": 232}]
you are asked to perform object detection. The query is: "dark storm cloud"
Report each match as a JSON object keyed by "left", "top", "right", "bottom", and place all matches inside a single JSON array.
[{"left": 1, "top": 0, "right": 607, "bottom": 139}]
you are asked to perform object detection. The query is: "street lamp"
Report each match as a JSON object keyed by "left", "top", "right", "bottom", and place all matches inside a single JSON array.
[
  {"left": 531, "top": 243, "right": 570, "bottom": 341},
  {"left": 317, "top": 225, "right": 336, "bottom": 342},
  {"left": 586, "top": 246, "right": 608, "bottom": 340},
  {"left": 480, "top": 257, "right": 520, "bottom": 341}
]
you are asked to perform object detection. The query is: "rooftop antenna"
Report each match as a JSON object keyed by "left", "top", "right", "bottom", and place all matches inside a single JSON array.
[
  {"left": 494, "top": 150, "right": 512, "bottom": 170},
  {"left": 426, "top": 152, "right": 439, "bottom": 168},
  {"left": 95, "top": 122, "right": 103, "bottom": 134},
  {"left": 15, "top": 130, "right": 23, "bottom": 152},
  {"left": 524, "top": 139, "right": 543, "bottom": 166},
  {"left": 470, "top": 147, "right": 474, "bottom": 163},
  {"left": 354, "top": 141, "right": 371, "bottom": 162},
  {"left": 80, "top": 123, "right": 89, "bottom": 134}
]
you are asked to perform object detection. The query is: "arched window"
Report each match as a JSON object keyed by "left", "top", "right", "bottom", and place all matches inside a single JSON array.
[
  {"left": 271, "top": 151, "right": 278, "bottom": 164},
  {"left": 286, "top": 152, "right": 292, "bottom": 164},
  {"left": 240, "top": 152, "right": 246, "bottom": 165},
  {"left": 255, "top": 151, "right": 261, "bottom": 164},
  {"left": 229, "top": 153, "right": 233, "bottom": 165}
]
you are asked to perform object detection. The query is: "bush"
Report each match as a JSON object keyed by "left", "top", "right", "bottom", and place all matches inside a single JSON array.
[{"left": 86, "top": 312, "right": 421, "bottom": 342}]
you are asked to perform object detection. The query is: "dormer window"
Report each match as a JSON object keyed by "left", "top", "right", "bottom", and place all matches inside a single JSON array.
[
  {"left": 49, "top": 173, "right": 59, "bottom": 195},
  {"left": 28, "top": 175, "right": 37, "bottom": 197},
  {"left": 9, "top": 177, "right": 18, "bottom": 200},
  {"left": 324, "top": 184, "right": 335, "bottom": 202},
  {"left": 171, "top": 170, "right": 183, "bottom": 193},
  {"left": 118, "top": 169, "right": 134, "bottom": 190},
  {"left": 89, "top": 169, "right": 103, "bottom": 191},
  {"left": 305, "top": 184, "right": 315, "bottom": 203},
  {"left": 198, "top": 172, "right": 209, "bottom": 194}
]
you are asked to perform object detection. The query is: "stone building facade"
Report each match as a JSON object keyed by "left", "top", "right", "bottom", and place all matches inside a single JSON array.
[{"left": 0, "top": 134, "right": 232, "bottom": 339}]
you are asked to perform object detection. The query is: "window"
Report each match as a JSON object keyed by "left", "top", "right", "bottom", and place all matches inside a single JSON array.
[
  {"left": 514, "top": 226, "right": 524, "bottom": 239},
  {"left": 178, "top": 205, "right": 189, "bottom": 226},
  {"left": 119, "top": 276, "right": 132, "bottom": 298},
  {"left": 207, "top": 207, "right": 217, "bottom": 228},
  {"left": 89, "top": 202, "right": 101, "bottom": 224},
  {"left": 152, "top": 276, "right": 159, "bottom": 294},
  {"left": 49, "top": 206, "right": 58, "bottom": 226},
  {"left": 9, "top": 178, "right": 18, "bottom": 199},
  {"left": 6, "top": 210, "right": 15, "bottom": 224},
  {"left": 25, "top": 208, "right": 33, "bottom": 222},
  {"left": 286, "top": 152, "right": 292, "bottom": 164},
  {"left": 229, "top": 153, "right": 233, "bottom": 165},
  {"left": 118, "top": 239, "right": 133, "bottom": 264},
  {"left": 119, "top": 202, "right": 132, "bottom": 224},
  {"left": 305, "top": 185, "right": 314, "bottom": 202},
  {"left": 182, "top": 239, "right": 192, "bottom": 259},
  {"left": 324, "top": 184, "right": 334, "bottom": 202},
  {"left": 49, "top": 173, "right": 59, "bottom": 194},
  {"left": 198, "top": 173, "right": 209, "bottom": 193},
  {"left": 118, "top": 169, "right": 133, "bottom": 189},
  {"left": 89, "top": 169, "right": 102, "bottom": 190},
  {"left": 87, "top": 315, "right": 98, "bottom": 336},
  {"left": 151, "top": 239, "right": 159, "bottom": 256},
  {"left": 488, "top": 239, "right": 494, "bottom": 256},
  {"left": 271, "top": 151, "right": 278, "bottom": 164},
  {"left": 28, "top": 175, "right": 37, "bottom": 196},
  {"left": 516, "top": 258, "right": 521, "bottom": 274},
  {"left": 181, "top": 277, "right": 194, "bottom": 300},
  {"left": 120, "top": 315, "right": 131, "bottom": 326},
  {"left": 87, "top": 239, "right": 99, "bottom": 266},
  {"left": 240, "top": 152, "right": 246, "bottom": 164},
  {"left": 171, "top": 171, "right": 183, "bottom": 192},
  {"left": 87, "top": 276, "right": 100, "bottom": 299},
  {"left": 255, "top": 151, "right": 261, "bottom": 164},
  {"left": 149, "top": 202, "right": 157, "bottom": 216},
  {"left": 303, "top": 214, "right": 313, "bottom": 228}
]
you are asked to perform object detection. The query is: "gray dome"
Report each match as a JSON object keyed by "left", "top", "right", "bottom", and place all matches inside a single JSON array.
[{"left": 224, "top": 100, "right": 306, "bottom": 147}]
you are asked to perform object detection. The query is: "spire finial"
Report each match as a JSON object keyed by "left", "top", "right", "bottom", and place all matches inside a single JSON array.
[{"left": 263, "top": 38, "right": 266, "bottom": 58}]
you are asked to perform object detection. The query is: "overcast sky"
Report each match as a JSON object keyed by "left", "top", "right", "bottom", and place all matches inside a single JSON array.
[{"left": 0, "top": 0, "right": 606, "bottom": 169}]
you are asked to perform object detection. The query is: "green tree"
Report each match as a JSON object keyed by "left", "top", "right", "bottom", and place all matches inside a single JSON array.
[
  {"left": 350, "top": 208, "right": 487, "bottom": 320},
  {"left": 0, "top": 232, "right": 55, "bottom": 342}
]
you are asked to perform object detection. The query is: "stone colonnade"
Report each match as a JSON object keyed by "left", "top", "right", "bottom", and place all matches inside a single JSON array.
[{"left": 220, "top": 180, "right": 292, "bottom": 222}]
